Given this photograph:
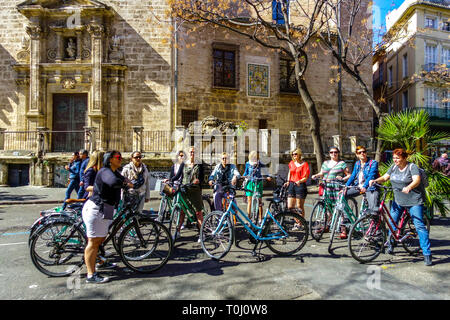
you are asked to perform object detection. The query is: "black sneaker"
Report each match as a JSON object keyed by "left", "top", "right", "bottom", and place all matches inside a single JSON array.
[{"left": 86, "top": 273, "right": 109, "bottom": 284}]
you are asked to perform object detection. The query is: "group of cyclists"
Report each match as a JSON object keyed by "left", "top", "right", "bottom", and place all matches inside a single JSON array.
[{"left": 59, "top": 142, "right": 433, "bottom": 284}]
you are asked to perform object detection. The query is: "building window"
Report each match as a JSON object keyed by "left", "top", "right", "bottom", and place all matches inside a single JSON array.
[
  {"left": 425, "top": 44, "right": 437, "bottom": 71},
  {"left": 388, "top": 66, "right": 393, "bottom": 87},
  {"left": 402, "top": 90, "right": 408, "bottom": 109},
  {"left": 181, "top": 109, "right": 198, "bottom": 128},
  {"left": 279, "top": 58, "right": 298, "bottom": 93},
  {"left": 402, "top": 54, "right": 408, "bottom": 78},
  {"left": 443, "top": 21, "right": 450, "bottom": 31},
  {"left": 441, "top": 47, "right": 450, "bottom": 67},
  {"left": 258, "top": 119, "right": 268, "bottom": 130},
  {"left": 425, "top": 17, "right": 437, "bottom": 29},
  {"left": 272, "top": 0, "right": 289, "bottom": 25},
  {"left": 213, "top": 48, "right": 236, "bottom": 88}
]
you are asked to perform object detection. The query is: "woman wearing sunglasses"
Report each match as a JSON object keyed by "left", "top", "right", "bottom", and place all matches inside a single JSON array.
[
  {"left": 284, "top": 148, "right": 310, "bottom": 218},
  {"left": 345, "top": 146, "right": 380, "bottom": 216},
  {"left": 312, "top": 147, "right": 351, "bottom": 236},
  {"left": 82, "top": 150, "right": 132, "bottom": 284}
]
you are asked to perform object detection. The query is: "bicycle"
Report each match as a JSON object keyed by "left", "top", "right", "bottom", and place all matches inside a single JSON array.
[
  {"left": 29, "top": 188, "right": 173, "bottom": 277},
  {"left": 163, "top": 183, "right": 211, "bottom": 242},
  {"left": 326, "top": 182, "right": 361, "bottom": 254},
  {"left": 242, "top": 175, "right": 267, "bottom": 225},
  {"left": 348, "top": 183, "right": 431, "bottom": 263},
  {"left": 200, "top": 185, "right": 308, "bottom": 261},
  {"left": 309, "top": 179, "right": 359, "bottom": 242},
  {"left": 265, "top": 175, "right": 288, "bottom": 217}
]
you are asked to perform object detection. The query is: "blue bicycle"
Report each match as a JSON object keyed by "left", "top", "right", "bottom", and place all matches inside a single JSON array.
[{"left": 200, "top": 185, "right": 308, "bottom": 260}]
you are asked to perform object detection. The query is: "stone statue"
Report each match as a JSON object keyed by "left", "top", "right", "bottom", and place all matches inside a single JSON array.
[{"left": 66, "top": 38, "right": 76, "bottom": 59}]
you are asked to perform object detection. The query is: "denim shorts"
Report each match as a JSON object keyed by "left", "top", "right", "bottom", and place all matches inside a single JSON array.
[{"left": 288, "top": 182, "right": 307, "bottom": 199}]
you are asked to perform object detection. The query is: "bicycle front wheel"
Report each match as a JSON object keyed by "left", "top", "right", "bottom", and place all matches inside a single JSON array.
[
  {"left": 348, "top": 214, "right": 386, "bottom": 263},
  {"left": 118, "top": 217, "right": 172, "bottom": 273},
  {"left": 200, "top": 211, "right": 233, "bottom": 260},
  {"left": 168, "top": 206, "right": 182, "bottom": 241},
  {"left": 264, "top": 211, "right": 308, "bottom": 256},
  {"left": 328, "top": 209, "right": 342, "bottom": 254},
  {"left": 310, "top": 201, "right": 328, "bottom": 241},
  {"left": 29, "top": 219, "right": 86, "bottom": 277},
  {"left": 157, "top": 197, "right": 171, "bottom": 224}
]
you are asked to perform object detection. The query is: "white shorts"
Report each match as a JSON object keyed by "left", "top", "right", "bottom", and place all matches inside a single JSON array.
[{"left": 82, "top": 199, "right": 112, "bottom": 238}]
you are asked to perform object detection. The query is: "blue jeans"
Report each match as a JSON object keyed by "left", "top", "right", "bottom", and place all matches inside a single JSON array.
[
  {"left": 63, "top": 179, "right": 80, "bottom": 209},
  {"left": 390, "top": 201, "right": 431, "bottom": 256}
]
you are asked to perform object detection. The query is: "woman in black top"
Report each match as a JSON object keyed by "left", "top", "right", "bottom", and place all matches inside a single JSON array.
[{"left": 82, "top": 151, "right": 131, "bottom": 284}]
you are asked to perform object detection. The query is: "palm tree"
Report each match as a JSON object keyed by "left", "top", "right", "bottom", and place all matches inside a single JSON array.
[{"left": 376, "top": 109, "right": 450, "bottom": 217}]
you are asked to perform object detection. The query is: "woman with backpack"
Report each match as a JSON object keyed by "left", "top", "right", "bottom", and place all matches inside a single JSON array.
[
  {"left": 369, "top": 148, "right": 432, "bottom": 266},
  {"left": 345, "top": 146, "right": 380, "bottom": 216}
]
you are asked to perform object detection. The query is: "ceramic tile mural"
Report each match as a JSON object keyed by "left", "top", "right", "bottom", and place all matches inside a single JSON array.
[{"left": 247, "top": 63, "right": 270, "bottom": 97}]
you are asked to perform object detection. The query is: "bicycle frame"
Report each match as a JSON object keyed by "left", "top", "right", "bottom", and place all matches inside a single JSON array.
[
  {"left": 213, "top": 192, "right": 288, "bottom": 241},
  {"left": 172, "top": 189, "right": 198, "bottom": 223},
  {"left": 374, "top": 194, "right": 409, "bottom": 242}
]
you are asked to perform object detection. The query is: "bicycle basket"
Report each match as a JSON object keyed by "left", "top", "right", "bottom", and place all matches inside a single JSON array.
[{"left": 162, "top": 184, "right": 174, "bottom": 196}]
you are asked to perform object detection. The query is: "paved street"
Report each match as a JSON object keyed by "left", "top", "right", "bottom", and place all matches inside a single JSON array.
[{"left": 0, "top": 186, "right": 449, "bottom": 301}]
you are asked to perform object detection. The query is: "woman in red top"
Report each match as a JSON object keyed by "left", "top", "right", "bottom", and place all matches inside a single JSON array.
[{"left": 284, "top": 148, "right": 310, "bottom": 218}]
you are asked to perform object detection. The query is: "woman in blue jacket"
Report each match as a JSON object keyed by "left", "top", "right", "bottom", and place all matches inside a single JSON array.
[{"left": 345, "top": 146, "right": 380, "bottom": 215}]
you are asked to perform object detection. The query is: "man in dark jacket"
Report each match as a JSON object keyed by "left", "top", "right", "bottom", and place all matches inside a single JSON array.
[{"left": 62, "top": 151, "right": 82, "bottom": 209}]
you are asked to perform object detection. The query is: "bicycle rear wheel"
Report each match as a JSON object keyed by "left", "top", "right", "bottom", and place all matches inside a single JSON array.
[
  {"left": 310, "top": 201, "right": 328, "bottom": 241},
  {"left": 118, "top": 217, "right": 172, "bottom": 273},
  {"left": 264, "top": 211, "right": 308, "bottom": 256},
  {"left": 401, "top": 214, "right": 430, "bottom": 255},
  {"left": 348, "top": 214, "right": 386, "bottom": 263},
  {"left": 200, "top": 211, "right": 233, "bottom": 260},
  {"left": 29, "top": 219, "right": 86, "bottom": 277}
]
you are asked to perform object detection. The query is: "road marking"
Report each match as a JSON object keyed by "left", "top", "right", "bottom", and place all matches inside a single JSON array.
[
  {"left": 0, "top": 242, "right": 27, "bottom": 247},
  {"left": 2, "top": 231, "right": 30, "bottom": 236}
]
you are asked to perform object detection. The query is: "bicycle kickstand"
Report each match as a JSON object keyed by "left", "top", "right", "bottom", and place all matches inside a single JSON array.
[{"left": 251, "top": 241, "right": 265, "bottom": 262}]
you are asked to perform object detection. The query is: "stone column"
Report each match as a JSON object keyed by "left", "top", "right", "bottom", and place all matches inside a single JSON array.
[
  {"left": 84, "top": 126, "right": 96, "bottom": 152},
  {"left": 55, "top": 31, "right": 63, "bottom": 62},
  {"left": 76, "top": 29, "right": 83, "bottom": 62},
  {"left": 332, "top": 135, "right": 343, "bottom": 153},
  {"left": 290, "top": 131, "right": 297, "bottom": 152},
  {"left": 26, "top": 24, "right": 42, "bottom": 115},
  {"left": 349, "top": 136, "right": 357, "bottom": 153},
  {"left": 87, "top": 23, "right": 104, "bottom": 113},
  {"left": 36, "top": 127, "right": 48, "bottom": 158},
  {"left": 260, "top": 129, "right": 269, "bottom": 156},
  {"left": 132, "top": 126, "right": 144, "bottom": 152}
]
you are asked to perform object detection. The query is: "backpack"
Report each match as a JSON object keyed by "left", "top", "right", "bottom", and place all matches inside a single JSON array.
[{"left": 403, "top": 163, "right": 429, "bottom": 189}]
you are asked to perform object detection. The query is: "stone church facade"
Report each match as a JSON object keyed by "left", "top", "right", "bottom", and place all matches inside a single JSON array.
[{"left": 0, "top": 0, "right": 373, "bottom": 186}]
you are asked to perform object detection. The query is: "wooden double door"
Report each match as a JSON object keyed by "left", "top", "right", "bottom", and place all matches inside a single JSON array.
[{"left": 52, "top": 93, "right": 87, "bottom": 152}]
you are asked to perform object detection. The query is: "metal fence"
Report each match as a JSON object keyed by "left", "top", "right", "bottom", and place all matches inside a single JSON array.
[
  {"left": 104, "top": 130, "right": 133, "bottom": 152},
  {"left": 142, "top": 131, "right": 173, "bottom": 152},
  {"left": 0, "top": 131, "right": 37, "bottom": 151}
]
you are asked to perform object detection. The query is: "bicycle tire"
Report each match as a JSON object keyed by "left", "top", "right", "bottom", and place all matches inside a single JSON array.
[
  {"left": 251, "top": 196, "right": 260, "bottom": 225},
  {"left": 118, "top": 217, "right": 172, "bottom": 273},
  {"left": 310, "top": 201, "right": 328, "bottom": 242},
  {"left": 157, "top": 197, "right": 170, "bottom": 223},
  {"left": 202, "top": 197, "right": 213, "bottom": 215},
  {"left": 264, "top": 211, "right": 308, "bottom": 256},
  {"left": 200, "top": 211, "right": 233, "bottom": 260},
  {"left": 168, "top": 206, "right": 182, "bottom": 241},
  {"left": 348, "top": 214, "right": 386, "bottom": 263},
  {"left": 401, "top": 213, "right": 430, "bottom": 255},
  {"left": 328, "top": 209, "right": 341, "bottom": 254},
  {"left": 29, "top": 219, "right": 86, "bottom": 277}
]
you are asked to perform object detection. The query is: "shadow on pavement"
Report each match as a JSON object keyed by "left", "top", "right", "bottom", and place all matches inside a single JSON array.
[{"left": 0, "top": 191, "right": 45, "bottom": 202}]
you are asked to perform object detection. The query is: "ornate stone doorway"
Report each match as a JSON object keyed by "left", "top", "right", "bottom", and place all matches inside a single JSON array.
[{"left": 52, "top": 93, "right": 87, "bottom": 152}]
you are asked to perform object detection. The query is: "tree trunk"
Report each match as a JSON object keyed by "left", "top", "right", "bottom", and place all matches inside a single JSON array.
[{"left": 297, "top": 78, "right": 324, "bottom": 169}]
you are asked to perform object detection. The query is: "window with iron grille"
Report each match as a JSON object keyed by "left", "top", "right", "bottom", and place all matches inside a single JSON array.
[
  {"left": 181, "top": 109, "right": 198, "bottom": 128},
  {"left": 213, "top": 48, "right": 236, "bottom": 88},
  {"left": 280, "top": 58, "right": 298, "bottom": 93}
]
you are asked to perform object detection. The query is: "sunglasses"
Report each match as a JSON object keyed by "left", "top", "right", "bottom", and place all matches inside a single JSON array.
[
  {"left": 329, "top": 151, "right": 339, "bottom": 154},
  {"left": 222, "top": 157, "right": 228, "bottom": 160},
  {"left": 133, "top": 156, "right": 142, "bottom": 159},
  {"left": 113, "top": 155, "right": 122, "bottom": 160},
  {"left": 292, "top": 153, "right": 298, "bottom": 156},
  {"left": 357, "top": 150, "right": 367, "bottom": 155}
]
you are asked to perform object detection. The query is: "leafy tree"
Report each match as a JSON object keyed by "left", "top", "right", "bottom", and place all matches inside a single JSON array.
[{"left": 377, "top": 109, "right": 450, "bottom": 216}]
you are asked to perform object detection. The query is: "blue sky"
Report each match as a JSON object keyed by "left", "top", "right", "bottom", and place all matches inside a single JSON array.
[{"left": 373, "top": 0, "right": 404, "bottom": 43}]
